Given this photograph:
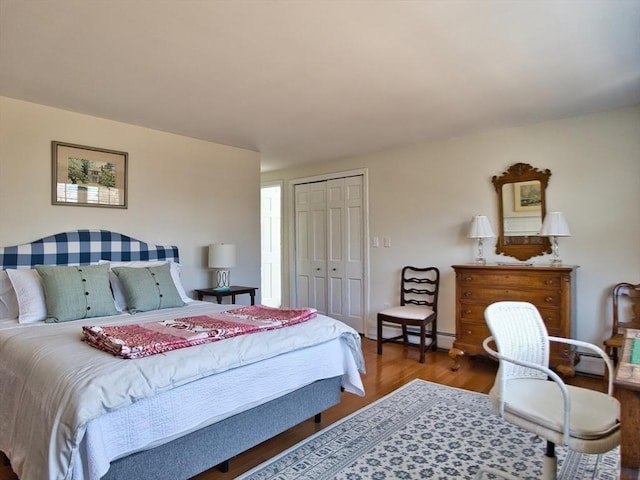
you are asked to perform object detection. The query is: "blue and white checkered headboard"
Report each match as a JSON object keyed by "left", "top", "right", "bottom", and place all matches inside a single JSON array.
[{"left": 0, "top": 230, "right": 179, "bottom": 270}]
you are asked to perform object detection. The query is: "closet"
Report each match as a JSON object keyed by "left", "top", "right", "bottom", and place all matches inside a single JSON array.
[{"left": 294, "top": 175, "right": 364, "bottom": 332}]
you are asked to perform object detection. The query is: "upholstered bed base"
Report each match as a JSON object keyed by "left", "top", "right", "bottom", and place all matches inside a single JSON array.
[{"left": 102, "top": 376, "right": 343, "bottom": 480}]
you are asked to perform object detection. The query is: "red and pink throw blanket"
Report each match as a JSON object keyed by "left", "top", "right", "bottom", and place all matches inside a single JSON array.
[{"left": 82, "top": 305, "right": 317, "bottom": 359}]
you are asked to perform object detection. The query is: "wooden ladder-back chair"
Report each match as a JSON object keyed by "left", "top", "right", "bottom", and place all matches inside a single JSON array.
[
  {"left": 377, "top": 266, "right": 439, "bottom": 363},
  {"left": 603, "top": 282, "right": 640, "bottom": 365},
  {"left": 483, "top": 301, "right": 619, "bottom": 480}
]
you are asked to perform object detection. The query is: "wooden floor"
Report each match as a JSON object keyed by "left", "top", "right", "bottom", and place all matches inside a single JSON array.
[{"left": 0, "top": 338, "right": 606, "bottom": 480}]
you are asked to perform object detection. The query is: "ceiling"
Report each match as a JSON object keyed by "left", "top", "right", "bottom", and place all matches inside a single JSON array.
[{"left": 1, "top": 1, "right": 639, "bottom": 172}]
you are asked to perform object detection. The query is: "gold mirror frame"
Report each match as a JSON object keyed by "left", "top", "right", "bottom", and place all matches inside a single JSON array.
[{"left": 492, "top": 163, "right": 552, "bottom": 261}]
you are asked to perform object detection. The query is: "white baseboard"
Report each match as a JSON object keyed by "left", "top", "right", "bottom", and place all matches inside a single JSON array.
[
  {"left": 574, "top": 355, "right": 605, "bottom": 376},
  {"left": 367, "top": 326, "right": 454, "bottom": 351},
  {"left": 369, "top": 326, "right": 605, "bottom": 377}
]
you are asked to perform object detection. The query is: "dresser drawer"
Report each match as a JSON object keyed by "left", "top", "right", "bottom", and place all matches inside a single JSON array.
[
  {"left": 459, "top": 303, "right": 487, "bottom": 322},
  {"left": 457, "top": 320, "right": 491, "bottom": 346},
  {"left": 457, "top": 271, "right": 562, "bottom": 290},
  {"left": 458, "top": 303, "right": 561, "bottom": 332},
  {"left": 459, "top": 287, "right": 561, "bottom": 308}
]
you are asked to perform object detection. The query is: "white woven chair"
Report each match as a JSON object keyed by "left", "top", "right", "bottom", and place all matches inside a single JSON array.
[{"left": 482, "top": 301, "right": 620, "bottom": 480}]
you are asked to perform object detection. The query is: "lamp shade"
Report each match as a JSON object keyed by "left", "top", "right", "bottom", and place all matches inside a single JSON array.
[
  {"left": 468, "top": 215, "right": 495, "bottom": 239},
  {"left": 208, "top": 243, "right": 236, "bottom": 268},
  {"left": 540, "top": 212, "right": 571, "bottom": 237}
]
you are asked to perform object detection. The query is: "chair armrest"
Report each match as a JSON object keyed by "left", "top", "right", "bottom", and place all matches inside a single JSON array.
[
  {"left": 548, "top": 336, "right": 615, "bottom": 395},
  {"left": 482, "top": 336, "right": 572, "bottom": 445}
]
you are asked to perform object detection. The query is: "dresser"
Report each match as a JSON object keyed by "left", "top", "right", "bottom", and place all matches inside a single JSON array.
[{"left": 450, "top": 264, "right": 578, "bottom": 375}]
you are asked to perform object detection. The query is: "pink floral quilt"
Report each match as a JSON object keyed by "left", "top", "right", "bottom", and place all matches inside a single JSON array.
[{"left": 82, "top": 305, "right": 317, "bottom": 359}]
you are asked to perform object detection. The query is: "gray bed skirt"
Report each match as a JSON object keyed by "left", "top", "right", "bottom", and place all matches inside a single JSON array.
[{"left": 102, "top": 375, "right": 343, "bottom": 479}]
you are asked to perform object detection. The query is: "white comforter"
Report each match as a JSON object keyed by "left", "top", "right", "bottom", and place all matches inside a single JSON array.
[{"left": 0, "top": 302, "right": 365, "bottom": 480}]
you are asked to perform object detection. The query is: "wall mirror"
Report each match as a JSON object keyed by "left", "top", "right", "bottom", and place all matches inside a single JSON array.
[{"left": 492, "top": 163, "right": 552, "bottom": 261}]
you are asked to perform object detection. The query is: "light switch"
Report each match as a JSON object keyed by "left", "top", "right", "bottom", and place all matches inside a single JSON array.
[
  {"left": 372, "top": 236, "right": 379, "bottom": 248},
  {"left": 383, "top": 237, "right": 391, "bottom": 248}
]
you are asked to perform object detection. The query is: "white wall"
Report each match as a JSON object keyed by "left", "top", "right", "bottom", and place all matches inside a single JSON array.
[
  {"left": 262, "top": 106, "right": 640, "bottom": 355},
  {"left": 0, "top": 97, "right": 262, "bottom": 301}
]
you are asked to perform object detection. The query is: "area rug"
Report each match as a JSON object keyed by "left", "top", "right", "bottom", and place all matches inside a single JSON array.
[{"left": 238, "top": 379, "right": 619, "bottom": 480}]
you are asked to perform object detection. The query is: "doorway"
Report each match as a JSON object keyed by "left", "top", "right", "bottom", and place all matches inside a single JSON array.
[{"left": 260, "top": 182, "right": 282, "bottom": 308}]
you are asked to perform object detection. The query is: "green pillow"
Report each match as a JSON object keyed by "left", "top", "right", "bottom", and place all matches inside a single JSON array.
[
  {"left": 112, "top": 263, "right": 185, "bottom": 313},
  {"left": 35, "top": 263, "right": 119, "bottom": 323}
]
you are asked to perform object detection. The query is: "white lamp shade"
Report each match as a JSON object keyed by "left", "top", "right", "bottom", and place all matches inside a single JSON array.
[
  {"left": 468, "top": 215, "right": 495, "bottom": 239},
  {"left": 540, "top": 212, "right": 571, "bottom": 237},
  {"left": 208, "top": 244, "right": 236, "bottom": 268}
]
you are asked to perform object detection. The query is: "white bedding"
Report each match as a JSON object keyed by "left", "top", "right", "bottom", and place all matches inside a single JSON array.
[{"left": 0, "top": 301, "right": 365, "bottom": 480}]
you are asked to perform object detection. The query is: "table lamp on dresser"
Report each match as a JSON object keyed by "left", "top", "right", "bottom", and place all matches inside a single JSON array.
[
  {"left": 539, "top": 212, "right": 571, "bottom": 266},
  {"left": 468, "top": 215, "right": 495, "bottom": 265}
]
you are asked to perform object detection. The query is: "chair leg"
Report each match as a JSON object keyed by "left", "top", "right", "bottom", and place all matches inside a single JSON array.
[
  {"left": 377, "top": 317, "right": 383, "bottom": 355},
  {"left": 419, "top": 323, "right": 426, "bottom": 363},
  {"left": 605, "top": 345, "right": 618, "bottom": 367},
  {"left": 542, "top": 441, "right": 557, "bottom": 480},
  {"left": 401, "top": 324, "right": 408, "bottom": 345},
  {"left": 431, "top": 320, "right": 438, "bottom": 351}
]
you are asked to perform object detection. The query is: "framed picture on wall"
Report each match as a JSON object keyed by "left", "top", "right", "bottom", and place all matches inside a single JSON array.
[
  {"left": 513, "top": 180, "right": 541, "bottom": 212},
  {"left": 52, "top": 141, "right": 128, "bottom": 208}
]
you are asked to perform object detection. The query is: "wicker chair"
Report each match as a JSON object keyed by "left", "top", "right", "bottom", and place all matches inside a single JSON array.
[{"left": 482, "top": 301, "right": 620, "bottom": 480}]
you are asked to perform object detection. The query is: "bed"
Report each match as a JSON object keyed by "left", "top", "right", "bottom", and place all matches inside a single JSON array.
[{"left": 0, "top": 230, "right": 365, "bottom": 480}]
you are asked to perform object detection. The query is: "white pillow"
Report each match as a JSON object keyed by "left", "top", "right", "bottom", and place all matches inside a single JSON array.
[
  {"left": 99, "top": 260, "right": 192, "bottom": 311},
  {"left": 0, "top": 271, "right": 19, "bottom": 320},
  {"left": 6, "top": 269, "right": 47, "bottom": 324}
]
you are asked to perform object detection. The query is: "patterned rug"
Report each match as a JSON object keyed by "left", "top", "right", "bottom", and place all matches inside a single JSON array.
[{"left": 238, "top": 379, "right": 619, "bottom": 480}]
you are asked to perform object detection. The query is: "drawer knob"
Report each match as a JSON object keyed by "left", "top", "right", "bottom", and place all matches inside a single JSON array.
[
  {"left": 466, "top": 330, "right": 472, "bottom": 335},
  {"left": 545, "top": 296, "right": 554, "bottom": 303},
  {"left": 464, "top": 291, "right": 472, "bottom": 298},
  {"left": 464, "top": 276, "right": 472, "bottom": 281},
  {"left": 544, "top": 280, "right": 554, "bottom": 285},
  {"left": 464, "top": 309, "right": 471, "bottom": 314}
]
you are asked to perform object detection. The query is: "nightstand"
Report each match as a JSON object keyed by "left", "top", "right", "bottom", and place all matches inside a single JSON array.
[{"left": 195, "top": 286, "right": 258, "bottom": 305}]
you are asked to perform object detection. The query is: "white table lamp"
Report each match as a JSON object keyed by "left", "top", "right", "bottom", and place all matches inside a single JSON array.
[
  {"left": 468, "top": 215, "right": 495, "bottom": 265},
  {"left": 539, "top": 212, "right": 571, "bottom": 266},
  {"left": 208, "top": 243, "right": 236, "bottom": 291}
]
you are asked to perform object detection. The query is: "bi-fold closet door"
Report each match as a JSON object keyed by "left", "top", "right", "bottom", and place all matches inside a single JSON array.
[{"left": 294, "top": 175, "right": 364, "bottom": 333}]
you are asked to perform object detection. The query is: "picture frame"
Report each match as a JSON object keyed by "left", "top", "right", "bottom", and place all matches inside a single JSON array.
[
  {"left": 513, "top": 180, "right": 541, "bottom": 212},
  {"left": 52, "top": 141, "right": 128, "bottom": 208}
]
